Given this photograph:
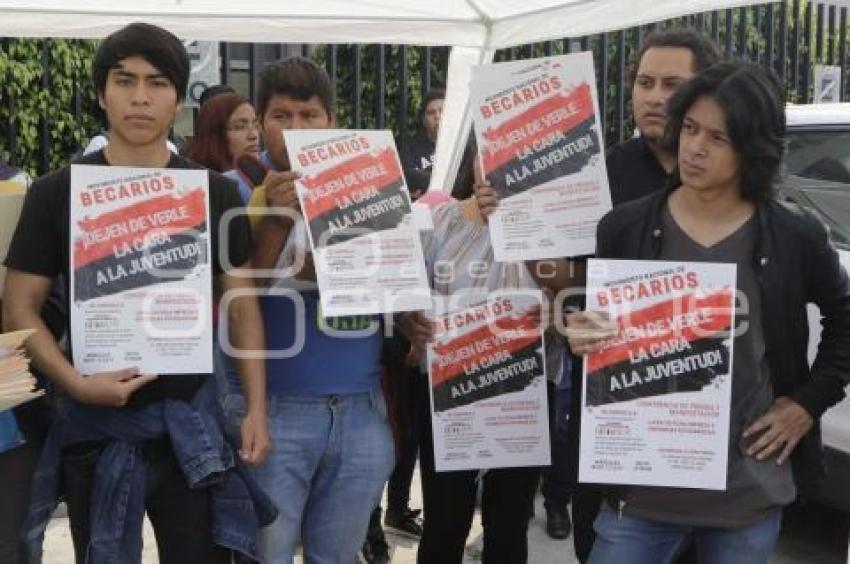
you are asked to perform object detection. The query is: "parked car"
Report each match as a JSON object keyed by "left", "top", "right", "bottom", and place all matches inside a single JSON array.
[{"left": 784, "top": 103, "right": 850, "bottom": 512}]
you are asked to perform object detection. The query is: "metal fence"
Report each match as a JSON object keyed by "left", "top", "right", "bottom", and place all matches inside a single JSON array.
[
  {"left": 1, "top": 0, "right": 848, "bottom": 174},
  {"left": 296, "top": 0, "right": 848, "bottom": 148}
]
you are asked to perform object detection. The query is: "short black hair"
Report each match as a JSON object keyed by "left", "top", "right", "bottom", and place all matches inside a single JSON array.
[
  {"left": 421, "top": 89, "right": 446, "bottom": 118},
  {"left": 92, "top": 23, "right": 190, "bottom": 102},
  {"left": 257, "top": 57, "right": 334, "bottom": 119},
  {"left": 633, "top": 28, "right": 720, "bottom": 81},
  {"left": 664, "top": 61, "right": 786, "bottom": 201},
  {"left": 199, "top": 84, "right": 236, "bottom": 107}
]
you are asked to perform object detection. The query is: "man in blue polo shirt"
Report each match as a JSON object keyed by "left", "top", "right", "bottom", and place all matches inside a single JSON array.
[{"left": 223, "top": 57, "right": 395, "bottom": 563}]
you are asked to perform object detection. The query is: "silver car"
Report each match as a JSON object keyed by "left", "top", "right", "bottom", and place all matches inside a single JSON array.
[{"left": 784, "top": 103, "right": 850, "bottom": 512}]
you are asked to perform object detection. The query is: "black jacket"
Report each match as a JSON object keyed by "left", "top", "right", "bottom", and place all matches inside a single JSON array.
[
  {"left": 605, "top": 136, "right": 671, "bottom": 206},
  {"left": 595, "top": 187, "right": 850, "bottom": 494}
]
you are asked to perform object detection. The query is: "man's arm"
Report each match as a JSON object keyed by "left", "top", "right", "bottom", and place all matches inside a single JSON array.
[
  {"left": 2, "top": 269, "right": 156, "bottom": 405},
  {"left": 745, "top": 218, "right": 850, "bottom": 465},
  {"left": 220, "top": 267, "right": 270, "bottom": 464},
  {"left": 397, "top": 311, "right": 434, "bottom": 367},
  {"left": 250, "top": 171, "right": 302, "bottom": 282},
  {"left": 252, "top": 216, "right": 291, "bottom": 273},
  {"left": 796, "top": 220, "right": 850, "bottom": 417}
]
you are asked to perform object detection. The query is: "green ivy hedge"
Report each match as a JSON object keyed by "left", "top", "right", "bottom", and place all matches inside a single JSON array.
[{"left": 0, "top": 38, "right": 100, "bottom": 176}]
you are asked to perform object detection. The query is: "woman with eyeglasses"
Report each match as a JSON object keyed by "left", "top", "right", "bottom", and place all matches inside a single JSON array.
[{"left": 184, "top": 92, "right": 261, "bottom": 173}]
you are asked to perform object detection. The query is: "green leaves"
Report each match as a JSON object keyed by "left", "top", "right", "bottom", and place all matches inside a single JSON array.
[
  {"left": 312, "top": 45, "right": 450, "bottom": 138},
  {"left": 0, "top": 38, "right": 99, "bottom": 174}
]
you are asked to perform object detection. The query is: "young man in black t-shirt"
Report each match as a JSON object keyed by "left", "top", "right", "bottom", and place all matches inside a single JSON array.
[{"left": 3, "top": 23, "right": 269, "bottom": 563}]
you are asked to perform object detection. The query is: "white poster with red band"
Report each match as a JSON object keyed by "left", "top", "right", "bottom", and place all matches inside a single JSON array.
[
  {"left": 428, "top": 290, "right": 550, "bottom": 471},
  {"left": 579, "top": 259, "right": 736, "bottom": 489},
  {"left": 69, "top": 165, "right": 213, "bottom": 375},
  {"left": 471, "top": 53, "right": 613, "bottom": 262},
  {"left": 284, "top": 129, "right": 431, "bottom": 316}
]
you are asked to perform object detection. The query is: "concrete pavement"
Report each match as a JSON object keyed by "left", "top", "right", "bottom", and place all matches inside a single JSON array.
[{"left": 42, "top": 466, "right": 579, "bottom": 563}]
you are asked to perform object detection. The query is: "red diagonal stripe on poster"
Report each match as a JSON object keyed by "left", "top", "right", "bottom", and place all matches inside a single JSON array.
[
  {"left": 430, "top": 310, "right": 541, "bottom": 387},
  {"left": 73, "top": 189, "right": 206, "bottom": 269},
  {"left": 586, "top": 289, "right": 734, "bottom": 373},
  {"left": 481, "top": 83, "right": 594, "bottom": 173},
  {"left": 299, "top": 148, "right": 403, "bottom": 220}
]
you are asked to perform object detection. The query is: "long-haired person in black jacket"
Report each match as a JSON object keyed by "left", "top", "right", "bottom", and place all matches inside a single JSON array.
[{"left": 566, "top": 62, "right": 850, "bottom": 564}]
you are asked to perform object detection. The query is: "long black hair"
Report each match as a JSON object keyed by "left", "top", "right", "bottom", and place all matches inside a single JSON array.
[{"left": 664, "top": 61, "right": 786, "bottom": 201}]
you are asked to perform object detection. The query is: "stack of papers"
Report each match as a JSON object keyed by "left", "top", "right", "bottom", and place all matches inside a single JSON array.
[{"left": 0, "top": 329, "right": 43, "bottom": 411}]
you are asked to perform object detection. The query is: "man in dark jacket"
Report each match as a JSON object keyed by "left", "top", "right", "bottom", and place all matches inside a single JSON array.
[
  {"left": 569, "top": 28, "right": 721, "bottom": 562},
  {"left": 476, "top": 28, "right": 721, "bottom": 561},
  {"left": 567, "top": 62, "right": 850, "bottom": 564}
]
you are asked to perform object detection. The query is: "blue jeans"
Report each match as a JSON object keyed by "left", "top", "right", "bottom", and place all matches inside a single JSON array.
[
  {"left": 224, "top": 390, "right": 395, "bottom": 564},
  {"left": 588, "top": 505, "right": 782, "bottom": 564},
  {"left": 0, "top": 410, "right": 23, "bottom": 453}
]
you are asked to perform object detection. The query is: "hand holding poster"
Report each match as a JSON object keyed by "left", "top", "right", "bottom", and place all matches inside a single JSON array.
[
  {"left": 428, "top": 290, "right": 550, "bottom": 471},
  {"left": 284, "top": 130, "right": 431, "bottom": 316},
  {"left": 471, "top": 53, "right": 612, "bottom": 262},
  {"left": 70, "top": 166, "right": 213, "bottom": 375},
  {"left": 579, "top": 259, "right": 735, "bottom": 490}
]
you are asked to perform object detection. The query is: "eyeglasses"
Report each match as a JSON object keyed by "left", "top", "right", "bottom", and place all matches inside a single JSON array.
[{"left": 226, "top": 119, "right": 260, "bottom": 132}]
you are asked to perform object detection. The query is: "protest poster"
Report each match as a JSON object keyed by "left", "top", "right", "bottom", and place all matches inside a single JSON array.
[
  {"left": 428, "top": 290, "right": 550, "bottom": 471},
  {"left": 69, "top": 166, "right": 213, "bottom": 375},
  {"left": 471, "top": 52, "right": 612, "bottom": 262},
  {"left": 284, "top": 129, "right": 431, "bottom": 316},
  {"left": 579, "top": 259, "right": 735, "bottom": 489}
]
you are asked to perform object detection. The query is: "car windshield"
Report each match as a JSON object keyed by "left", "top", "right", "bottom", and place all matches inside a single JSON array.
[{"left": 785, "top": 129, "right": 850, "bottom": 249}]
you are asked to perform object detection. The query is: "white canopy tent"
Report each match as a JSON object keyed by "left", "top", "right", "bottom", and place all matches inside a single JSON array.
[{"left": 0, "top": 0, "right": 765, "bottom": 190}]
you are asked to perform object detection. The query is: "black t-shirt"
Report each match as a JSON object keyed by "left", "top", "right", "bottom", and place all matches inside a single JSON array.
[
  {"left": 605, "top": 136, "right": 672, "bottom": 206},
  {"left": 624, "top": 207, "right": 795, "bottom": 527},
  {"left": 399, "top": 131, "right": 436, "bottom": 192},
  {"left": 4, "top": 150, "right": 252, "bottom": 405}
]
